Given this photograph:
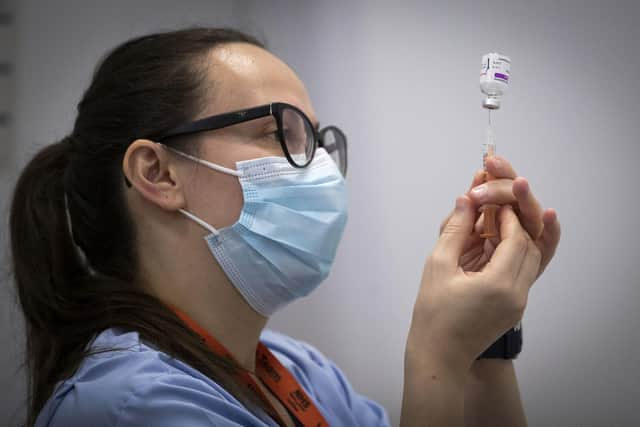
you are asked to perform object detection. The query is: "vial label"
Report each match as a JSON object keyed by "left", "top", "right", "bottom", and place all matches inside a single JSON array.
[{"left": 480, "top": 53, "right": 511, "bottom": 81}]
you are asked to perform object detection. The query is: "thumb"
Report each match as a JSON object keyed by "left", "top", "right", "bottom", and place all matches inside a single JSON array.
[
  {"left": 483, "top": 205, "right": 528, "bottom": 282},
  {"left": 433, "top": 195, "right": 476, "bottom": 270}
]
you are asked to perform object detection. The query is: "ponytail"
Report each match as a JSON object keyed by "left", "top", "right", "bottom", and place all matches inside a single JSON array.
[
  {"left": 11, "top": 138, "right": 86, "bottom": 330},
  {"left": 9, "top": 138, "right": 89, "bottom": 423}
]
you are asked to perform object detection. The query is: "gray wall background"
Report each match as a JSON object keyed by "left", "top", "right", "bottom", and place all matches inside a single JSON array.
[{"left": 1, "top": 1, "right": 639, "bottom": 426}]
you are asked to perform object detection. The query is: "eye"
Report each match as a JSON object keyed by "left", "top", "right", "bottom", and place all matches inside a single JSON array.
[
  {"left": 263, "top": 130, "right": 279, "bottom": 140},
  {"left": 266, "top": 129, "right": 291, "bottom": 140}
]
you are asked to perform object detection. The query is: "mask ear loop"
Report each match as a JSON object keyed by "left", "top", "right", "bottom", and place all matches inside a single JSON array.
[
  {"left": 64, "top": 193, "right": 98, "bottom": 276},
  {"left": 178, "top": 209, "right": 220, "bottom": 236},
  {"left": 157, "top": 144, "right": 231, "bottom": 236},
  {"left": 159, "top": 143, "right": 242, "bottom": 177}
]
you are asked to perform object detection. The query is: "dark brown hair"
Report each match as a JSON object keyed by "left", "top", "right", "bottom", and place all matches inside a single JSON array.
[{"left": 9, "top": 27, "right": 268, "bottom": 426}]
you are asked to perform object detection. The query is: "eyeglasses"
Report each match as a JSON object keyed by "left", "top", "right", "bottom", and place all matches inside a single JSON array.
[{"left": 157, "top": 102, "right": 348, "bottom": 176}]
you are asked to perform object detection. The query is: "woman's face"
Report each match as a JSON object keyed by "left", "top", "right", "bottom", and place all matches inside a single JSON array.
[{"left": 176, "top": 42, "right": 319, "bottom": 230}]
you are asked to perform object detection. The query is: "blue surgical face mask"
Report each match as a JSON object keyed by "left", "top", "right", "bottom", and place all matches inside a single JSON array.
[{"left": 164, "top": 146, "right": 348, "bottom": 317}]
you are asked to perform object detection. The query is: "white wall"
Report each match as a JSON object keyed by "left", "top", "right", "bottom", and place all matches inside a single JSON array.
[
  {"left": 2, "top": 1, "right": 639, "bottom": 426},
  {"left": 252, "top": 1, "right": 640, "bottom": 426}
]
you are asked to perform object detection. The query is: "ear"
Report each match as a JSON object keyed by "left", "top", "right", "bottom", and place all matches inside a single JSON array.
[{"left": 122, "top": 139, "right": 185, "bottom": 212}]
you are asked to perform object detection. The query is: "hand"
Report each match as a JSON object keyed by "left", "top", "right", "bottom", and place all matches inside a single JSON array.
[
  {"left": 408, "top": 197, "right": 544, "bottom": 371},
  {"left": 440, "top": 157, "right": 561, "bottom": 279}
]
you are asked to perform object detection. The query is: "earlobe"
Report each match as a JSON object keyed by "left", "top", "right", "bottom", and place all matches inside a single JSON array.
[{"left": 122, "top": 139, "right": 185, "bottom": 211}]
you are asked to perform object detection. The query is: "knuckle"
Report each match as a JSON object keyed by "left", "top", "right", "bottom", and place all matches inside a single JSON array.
[
  {"left": 428, "top": 252, "right": 447, "bottom": 269},
  {"left": 442, "top": 221, "right": 465, "bottom": 236},
  {"left": 513, "top": 234, "right": 528, "bottom": 253},
  {"left": 486, "top": 284, "right": 527, "bottom": 317},
  {"left": 530, "top": 244, "right": 543, "bottom": 264}
]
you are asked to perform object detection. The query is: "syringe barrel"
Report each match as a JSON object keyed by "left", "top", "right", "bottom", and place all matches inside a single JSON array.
[
  {"left": 480, "top": 125, "right": 498, "bottom": 238},
  {"left": 482, "top": 126, "right": 496, "bottom": 175}
]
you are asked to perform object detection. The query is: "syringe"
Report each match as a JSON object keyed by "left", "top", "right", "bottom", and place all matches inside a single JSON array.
[
  {"left": 479, "top": 52, "right": 511, "bottom": 239},
  {"left": 480, "top": 111, "right": 499, "bottom": 238}
]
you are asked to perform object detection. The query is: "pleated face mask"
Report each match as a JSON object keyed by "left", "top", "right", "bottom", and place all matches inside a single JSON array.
[{"left": 166, "top": 146, "right": 348, "bottom": 316}]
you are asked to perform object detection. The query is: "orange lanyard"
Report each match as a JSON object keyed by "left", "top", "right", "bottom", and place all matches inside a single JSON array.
[{"left": 171, "top": 307, "right": 329, "bottom": 427}]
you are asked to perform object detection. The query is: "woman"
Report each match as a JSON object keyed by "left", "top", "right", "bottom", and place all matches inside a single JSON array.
[{"left": 10, "top": 28, "right": 560, "bottom": 426}]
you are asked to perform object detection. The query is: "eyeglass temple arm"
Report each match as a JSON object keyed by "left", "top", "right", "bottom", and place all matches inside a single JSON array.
[{"left": 159, "top": 104, "right": 273, "bottom": 140}]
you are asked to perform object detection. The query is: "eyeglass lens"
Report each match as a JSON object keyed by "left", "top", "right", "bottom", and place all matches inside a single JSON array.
[
  {"left": 280, "top": 106, "right": 347, "bottom": 176},
  {"left": 281, "top": 107, "right": 315, "bottom": 166},
  {"left": 321, "top": 128, "right": 347, "bottom": 176}
]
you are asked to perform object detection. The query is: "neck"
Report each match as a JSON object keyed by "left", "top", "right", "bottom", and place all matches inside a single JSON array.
[
  {"left": 140, "top": 224, "right": 268, "bottom": 372},
  {"left": 174, "top": 291, "right": 268, "bottom": 372}
]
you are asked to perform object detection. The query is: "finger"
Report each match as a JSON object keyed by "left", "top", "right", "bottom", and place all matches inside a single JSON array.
[
  {"left": 469, "top": 251, "right": 490, "bottom": 272},
  {"left": 440, "top": 170, "right": 486, "bottom": 235},
  {"left": 433, "top": 195, "right": 476, "bottom": 270},
  {"left": 464, "top": 240, "right": 495, "bottom": 272},
  {"left": 467, "top": 239, "right": 497, "bottom": 272},
  {"left": 512, "top": 177, "right": 545, "bottom": 240},
  {"left": 460, "top": 244, "right": 484, "bottom": 266},
  {"left": 484, "top": 238, "right": 497, "bottom": 259},
  {"left": 467, "top": 169, "right": 487, "bottom": 192},
  {"left": 474, "top": 212, "right": 484, "bottom": 234},
  {"left": 518, "top": 244, "right": 541, "bottom": 291},
  {"left": 536, "top": 208, "right": 561, "bottom": 276},
  {"left": 463, "top": 232, "right": 483, "bottom": 253},
  {"left": 440, "top": 211, "right": 454, "bottom": 235},
  {"left": 469, "top": 179, "right": 516, "bottom": 206},
  {"left": 486, "top": 156, "right": 517, "bottom": 180},
  {"left": 483, "top": 205, "right": 528, "bottom": 282},
  {"left": 471, "top": 252, "right": 490, "bottom": 271}
]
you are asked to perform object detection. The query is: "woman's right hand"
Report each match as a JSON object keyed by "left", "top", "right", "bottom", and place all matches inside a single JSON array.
[
  {"left": 401, "top": 159, "right": 560, "bottom": 426},
  {"left": 407, "top": 195, "right": 542, "bottom": 371}
]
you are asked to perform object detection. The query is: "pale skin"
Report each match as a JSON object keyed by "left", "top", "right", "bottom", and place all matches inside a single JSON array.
[
  {"left": 402, "top": 161, "right": 560, "bottom": 427},
  {"left": 121, "top": 42, "right": 561, "bottom": 426}
]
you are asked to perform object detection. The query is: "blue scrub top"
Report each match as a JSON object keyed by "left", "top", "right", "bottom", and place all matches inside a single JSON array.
[{"left": 36, "top": 328, "right": 390, "bottom": 426}]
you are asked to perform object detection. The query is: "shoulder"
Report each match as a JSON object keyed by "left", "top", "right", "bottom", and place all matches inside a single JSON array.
[
  {"left": 37, "top": 329, "right": 271, "bottom": 427},
  {"left": 260, "top": 329, "right": 329, "bottom": 370},
  {"left": 260, "top": 329, "right": 390, "bottom": 427}
]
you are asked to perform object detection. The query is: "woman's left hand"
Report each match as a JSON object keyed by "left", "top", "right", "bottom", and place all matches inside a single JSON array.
[{"left": 440, "top": 156, "right": 561, "bottom": 279}]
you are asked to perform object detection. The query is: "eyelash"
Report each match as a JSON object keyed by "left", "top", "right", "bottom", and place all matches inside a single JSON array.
[{"left": 267, "top": 129, "right": 291, "bottom": 139}]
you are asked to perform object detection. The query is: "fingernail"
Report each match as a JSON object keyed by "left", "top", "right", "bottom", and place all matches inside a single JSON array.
[
  {"left": 455, "top": 196, "right": 467, "bottom": 211},
  {"left": 513, "top": 178, "right": 529, "bottom": 197},
  {"left": 492, "top": 157, "right": 502, "bottom": 170},
  {"left": 471, "top": 184, "right": 487, "bottom": 201}
]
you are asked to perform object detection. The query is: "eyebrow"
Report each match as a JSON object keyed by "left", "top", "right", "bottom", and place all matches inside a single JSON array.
[{"left": 259, "top": 116, "right": 320, "bottom": 131}]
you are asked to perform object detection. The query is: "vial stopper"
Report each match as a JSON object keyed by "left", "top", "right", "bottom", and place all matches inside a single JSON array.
[{"left": 483, "top": 97, "right": 501, "bottom": 109}]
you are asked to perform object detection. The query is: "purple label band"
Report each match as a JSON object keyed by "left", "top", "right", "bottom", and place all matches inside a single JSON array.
[{"left": 495, "top": 72, "right": 509, "bottom": 81}]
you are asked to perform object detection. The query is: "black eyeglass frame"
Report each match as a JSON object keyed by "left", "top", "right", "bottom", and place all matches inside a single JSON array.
[{"left": 156, "top": 102, "right": 347, "bottom": 175}]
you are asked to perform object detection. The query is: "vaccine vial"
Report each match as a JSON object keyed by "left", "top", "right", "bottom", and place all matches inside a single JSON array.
[{"left": 479, "top": 53, "right": 511, "bottom": 110}]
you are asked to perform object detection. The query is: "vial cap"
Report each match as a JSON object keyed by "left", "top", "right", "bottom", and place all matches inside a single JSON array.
[{"left": 483, "top": 97, "right": 501, "bottom": 109}]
